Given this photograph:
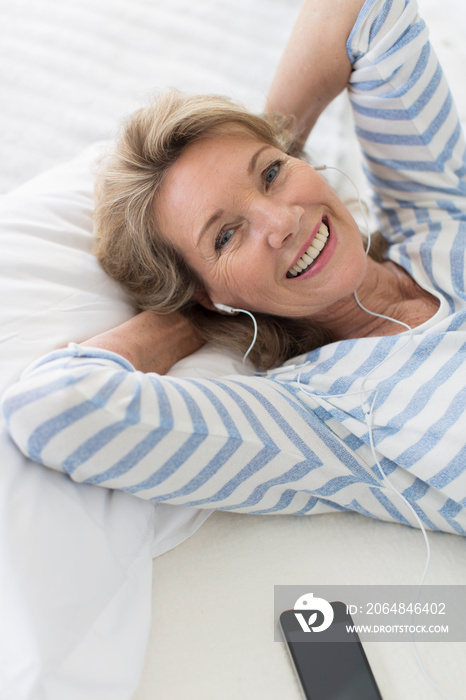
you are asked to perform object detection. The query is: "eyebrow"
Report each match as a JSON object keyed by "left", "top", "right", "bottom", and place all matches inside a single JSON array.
[
  {"left": 195, "top": 209, "right": 224, "bottom": 248},
  {"left": 248, "top": 144, "right": 272, "bottom": 174},
  {"left": 195, "top": 144, "right": 273, "bottom": 247}
]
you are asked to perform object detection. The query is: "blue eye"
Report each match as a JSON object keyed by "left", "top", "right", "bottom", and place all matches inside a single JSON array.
[
  {"left": 264, "top": 160, "right": 282, "bottom": 187},
  {"left": 215, "top": 227, "right": 235, "bottom": 251}
]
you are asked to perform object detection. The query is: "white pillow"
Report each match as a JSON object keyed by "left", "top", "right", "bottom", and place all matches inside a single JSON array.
[{"left": 0, "top": 145, "right": 239, "bottom": 699}]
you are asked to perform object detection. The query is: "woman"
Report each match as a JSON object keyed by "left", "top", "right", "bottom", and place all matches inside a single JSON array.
[{"left": 3, "top": 0, "right": 466, "bottom": 535}]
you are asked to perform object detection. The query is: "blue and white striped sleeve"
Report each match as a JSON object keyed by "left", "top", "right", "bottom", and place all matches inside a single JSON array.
[
  {"left": 346, "top": 0, "right": 466, "bottom": 231},
  {"left": 1, "top": 344, "right": 376, "bottom": 515}
]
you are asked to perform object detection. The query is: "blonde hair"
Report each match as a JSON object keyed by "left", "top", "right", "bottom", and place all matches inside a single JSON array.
[{"left": 94, "top": 90, "right": 354, "bottom": 369}]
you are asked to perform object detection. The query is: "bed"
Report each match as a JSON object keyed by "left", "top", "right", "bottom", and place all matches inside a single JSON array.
[{"left": 1, "top": 1, "right": 465, "bottom": 698}]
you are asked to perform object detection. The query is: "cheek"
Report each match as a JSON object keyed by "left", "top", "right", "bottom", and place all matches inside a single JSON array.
[
  {"left": 290, "top": 161, "right": 329, "bottom": 196},
  {"left": 178, "top": 242, "right": 238, "bottom": 301},
  {"left": 204, "top": 254, "right": 245, "bottom": 298},
  {"left": 340, "top": 242, "right": 368, "bottom": 290}
]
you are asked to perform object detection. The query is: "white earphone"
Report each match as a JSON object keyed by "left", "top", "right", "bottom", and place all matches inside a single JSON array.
[
  {"left": 213, "top": 302, "right": 236, "bottom": 314},
  {"left": 213, "top": 302, "right": 258, "bottom": 364}
]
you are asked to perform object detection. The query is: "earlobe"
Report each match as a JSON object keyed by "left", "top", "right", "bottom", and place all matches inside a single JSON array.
[{"left": 194, "top": 288, "right": 216, "bottom": 311}]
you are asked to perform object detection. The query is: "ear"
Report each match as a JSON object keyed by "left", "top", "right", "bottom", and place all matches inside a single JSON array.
[{"left": 194, "top": 287, "right": 216, "bottom": 312}]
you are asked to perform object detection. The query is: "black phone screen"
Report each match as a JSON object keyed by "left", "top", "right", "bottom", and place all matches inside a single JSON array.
[{"left": 280, "top": 602, "right": 382, "bottom": 700}]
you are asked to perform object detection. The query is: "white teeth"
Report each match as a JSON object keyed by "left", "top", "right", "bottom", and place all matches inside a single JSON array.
[{"left": 287, "top": 222, "right": 329, "bottom": 278}]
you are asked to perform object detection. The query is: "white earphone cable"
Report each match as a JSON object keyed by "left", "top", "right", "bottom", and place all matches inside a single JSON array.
[
  {"left": 213, "top": 303, "right": 258, "bottom": 364},
  {"left": 238, "top": 308, "right": 258, "bottom": 364},
  {"left": 215, "top": 164, "right": 459, "bottom": 697},
  {"left": 302, "top": 164, "right": 459, "bottom": 700}
]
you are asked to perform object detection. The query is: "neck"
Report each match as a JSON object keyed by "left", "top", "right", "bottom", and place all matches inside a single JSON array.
[{"left": 314, "top": 258, "right": 431, "bottom": 340}]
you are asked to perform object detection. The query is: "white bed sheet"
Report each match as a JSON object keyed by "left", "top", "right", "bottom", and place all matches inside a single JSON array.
[
  {"left": 135, "top": 511, "right": 466, "bottom": 700},
  {"left": 1, "top": 1, "right": 466, "bottom": 699}
]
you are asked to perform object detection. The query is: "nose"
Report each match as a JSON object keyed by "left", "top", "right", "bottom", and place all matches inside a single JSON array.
[{"left": 254, "top": 199, "right": 304, "bottom": 249}]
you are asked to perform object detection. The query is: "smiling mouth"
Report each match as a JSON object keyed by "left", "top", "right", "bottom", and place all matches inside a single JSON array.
[{"left": 286, "top": 220, "right": 330, "bottom": 278}]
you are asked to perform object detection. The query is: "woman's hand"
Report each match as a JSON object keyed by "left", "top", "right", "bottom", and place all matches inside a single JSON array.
[
  {"left": 266, "top": 0, "right": 366, "bottom": 147},
  {"left": 80, "top": 310, "right": 204, "bottom": 374}
]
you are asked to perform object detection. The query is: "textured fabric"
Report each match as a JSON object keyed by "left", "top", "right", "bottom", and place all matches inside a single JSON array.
[{"left": 3, "top": 0, "right": 466, "bottom": 536}]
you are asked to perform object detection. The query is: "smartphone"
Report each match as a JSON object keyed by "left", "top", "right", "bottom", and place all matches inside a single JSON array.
[{"left": 279, "top": 601, "right": 383, "bottom": 700}]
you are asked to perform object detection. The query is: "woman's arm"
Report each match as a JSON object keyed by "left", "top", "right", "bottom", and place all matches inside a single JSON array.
[
  {"left": 1, "top": 341, "right": 369, "bottom": 515},
  {"left": 266, "top": 0, "right": 366, "bottom": 147},
  {"left": 81, "top": 310, "right": 204, "bottom": 375}
]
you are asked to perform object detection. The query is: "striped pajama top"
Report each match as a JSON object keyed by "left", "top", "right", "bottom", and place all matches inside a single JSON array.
[{"left": 3, "top": 0, "right": 466, "bottom": 536}]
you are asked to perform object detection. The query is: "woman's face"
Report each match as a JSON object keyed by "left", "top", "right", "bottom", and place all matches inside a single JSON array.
[{"left": 156, "top": 129, "right": 367, "bottom": 323}]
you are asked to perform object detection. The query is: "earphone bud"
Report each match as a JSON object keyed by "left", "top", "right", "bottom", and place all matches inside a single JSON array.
[{"left": 213, "top": 302, "right": 237, "bottom": 314}]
